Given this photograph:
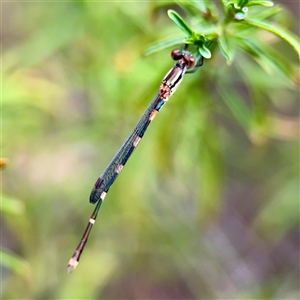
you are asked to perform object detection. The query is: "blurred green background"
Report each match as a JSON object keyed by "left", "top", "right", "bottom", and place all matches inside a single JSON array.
[{"left": 1, "top": 1, "right": 299, "bottom": 299}]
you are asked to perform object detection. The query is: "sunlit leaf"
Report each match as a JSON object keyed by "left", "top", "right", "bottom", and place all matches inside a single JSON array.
[
  {"left": 176, "top": 0, "right": 209, "bottom": 16},
  {"left": 1, "top": 194, "right": 25, "bottom": 215},
  {"left": 199, "top": 44, "right": 212, "bottom": 59},
  {"left": 218, "top": 32, "right": 236, "bottom": 63},
  {"left": 240, "top": 39, "right": 292, "bottom": 77},
  {"left": 254, "top": 5, "right": 282, "bottom": 21},
  {"left": 1, "top": 249, "right": 31, "bottom": 277},
  {"left": 237, "top": 0, "right": 249, "bottom": 9},
  {"left": 246, "top": 0, "right": 274, "bottom": 7},
  {"left": 167, "top": 9, "right": 194, "bottom": 37},
  {"left": 245, "top": 18, "right": 300, "bottom": 57}
]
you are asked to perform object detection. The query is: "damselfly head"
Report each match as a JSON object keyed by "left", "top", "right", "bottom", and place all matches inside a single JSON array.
[
  {"left": 171, "top": 49, "right": 197, "bottom": 69},
  {"left": 171, "top": 49, "right": 183, "bottom": 60},
  {"left": 186, "top": 55, "right": 196, "bottom": 68}
]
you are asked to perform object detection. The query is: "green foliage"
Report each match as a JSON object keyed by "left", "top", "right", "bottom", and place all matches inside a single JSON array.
[
  {"left": 1, "top": 249, "right": 31, "bottom": 279},
  {"left": 146, "top": 0, "right": 298, "bottom": 142},
  {"left": 148, "top": 0, "right": 299, "bottom": 62},
  {"left": 2, "top": 1, "right": 299, "bottom": 299}
]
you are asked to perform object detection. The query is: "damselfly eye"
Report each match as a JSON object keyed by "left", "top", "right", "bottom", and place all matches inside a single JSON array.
[
  {"left": 171, "top": 49, "right": 182, "bottom": 61},
  {"left": 187, "top": 55, "right": 196, "bottom": 68}
]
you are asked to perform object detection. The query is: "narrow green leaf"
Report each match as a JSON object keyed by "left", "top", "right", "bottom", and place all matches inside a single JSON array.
[
  {"left": 239, "top": 39, "right": 292, "bottom": 77},
  {"left": 245, "top": 18, "right": 300, "bottom": 57},
  {"left": 1, "top": 249, "right": 31, "bottom": 277},
  {"left": 218, "top": 32, "right": 236, "bottom": 63},
  {"left": 218, "top": 34, "right": 230, "bottom": 61},
  {"left": 167, "top": 9, "right": 194, "bottom": 37},
  {"left": 175, "top": 0, "right": 208, "bottom": 17},
  {"left": 237, "top": 0, "right": 249, "bottom": 8},
  {"left": 254, "top": 5, "right": 282, "bottom": 21},
  {"left": 246, "top": 0, "right": 274, "bottom": 7}
]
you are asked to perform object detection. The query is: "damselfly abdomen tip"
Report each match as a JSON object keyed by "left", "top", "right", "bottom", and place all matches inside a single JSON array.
[{"left": 67, "top": 257, "right": 79, "bottom": 273}]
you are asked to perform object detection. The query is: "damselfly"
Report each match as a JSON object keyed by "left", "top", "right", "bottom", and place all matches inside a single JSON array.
[{"left": 67, "top": 48, "right": 204, "bottom": 272}]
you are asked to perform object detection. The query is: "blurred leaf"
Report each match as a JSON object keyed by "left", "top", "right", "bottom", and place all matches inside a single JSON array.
[
  {"left": 254, "top": 5, "right": 282, "bottom": 20},
  {"left": 218, "top": 32, "right": 234, "bottom": 62},
  {"left": 236, "top": 0, "right": 249, "bottom": 8},
  {"left": 1, "top": 249, "right": 31, "bottom": 278},
  {"left": 176, "top": 0, "right": 205, "bottom": 16},
  {"left": 1, "top": 194, "right": 25, "bottom": 215},
  {"left": 197, "top": 115, "right": 224, "bottom": 221},
  {"left": 254, "top": 177, "right": 299, "bottom": 240},
  {"left": 245, "top": 1, "right": 274, "bottom": 7},
  {"left": 244, "top": 18, "right": 300, "bottom": 57},
  {"left": 4, "top": 7, "right": 83, "bottom": 69},
  {"left": 239, "top": 39, "right": 293, "bottom": 77},
  {"left": 217, "top": 84, "right": 252, "bottom": 129}
]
